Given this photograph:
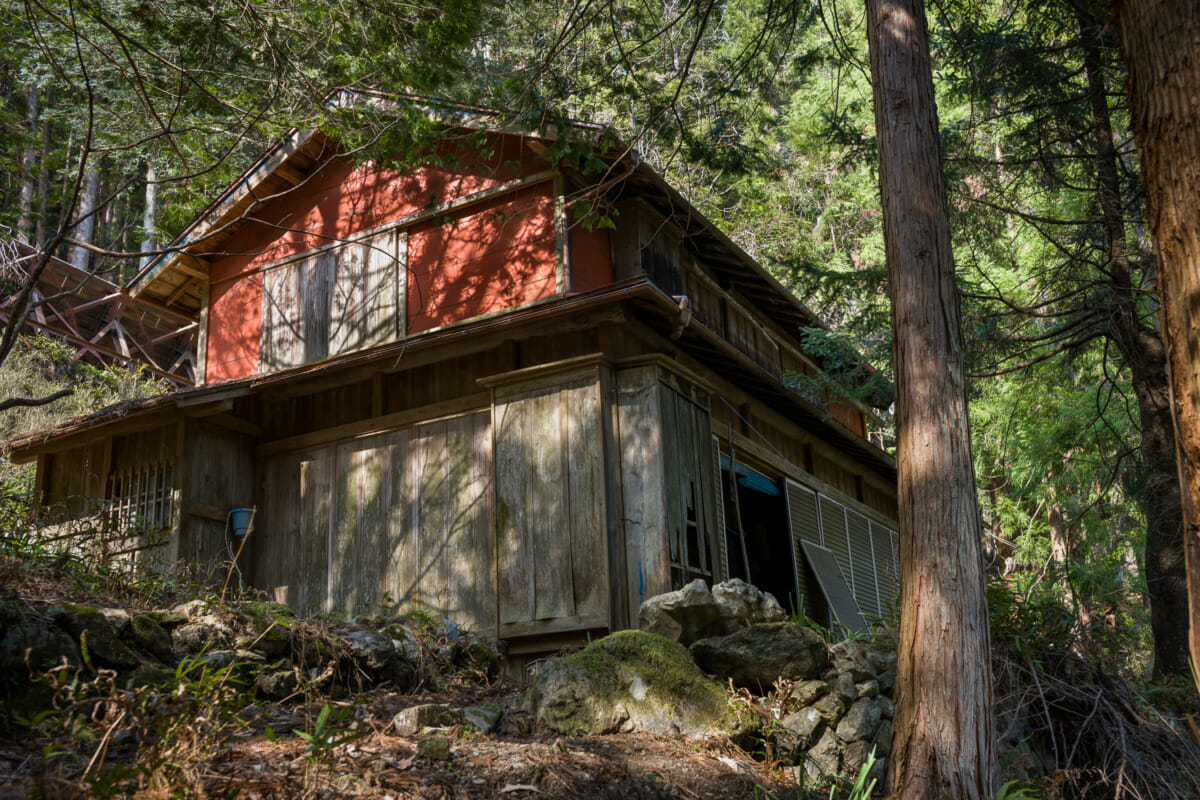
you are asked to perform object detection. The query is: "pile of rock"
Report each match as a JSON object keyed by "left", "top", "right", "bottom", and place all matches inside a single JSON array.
[
  {"left": 0, "top": 597, "right": 500, "bottom": 720},
  {"left": 768, "top": 638, "right": 895, "bottom": 784},
  {"left": 637, "top": 579, "right": 895, "bottom": 784}
]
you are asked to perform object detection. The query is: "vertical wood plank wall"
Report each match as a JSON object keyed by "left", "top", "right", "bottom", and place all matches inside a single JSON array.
[
  {"left": 494, "top": 371, "right": 609, "bottom": 634},
  {"left": 658, "top": 380, "right": 720, "bottom": 588},
  {"left": 616, "top": 365, "right": 669, "bottom": 615},
  {"left": 252, "top": 411, "right": 495, "bottom": 631},
  {"left": 177, "top": 420, "right": 256, "bottom": 567}
]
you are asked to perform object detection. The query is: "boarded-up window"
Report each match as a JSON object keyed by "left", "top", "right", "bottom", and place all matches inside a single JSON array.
[{"left": 260, "top": 230, "right": 402, "bottom": 372}]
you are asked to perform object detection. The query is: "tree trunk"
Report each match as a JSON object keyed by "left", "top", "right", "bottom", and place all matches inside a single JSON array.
[
  {"left": 70, "top": 168, "right": 101, "bottom": 272},
  {"left": 1113, "top": 0, "right": 1200, "bottom": 691},
  {"left": 865, "top": 0, "right": 996, "bottom": 796},
  {"left": 35, "top": 86, "right": 53, "bottom": 250},
  {"left": 17, "top": 85, "right": 38, "bottom": 241},
  {"left": 1078, "top": 10, "right": 1189, "bottom": 679},
  {"left": 140, "top": 162, "right": 157, "bottom": 270}
]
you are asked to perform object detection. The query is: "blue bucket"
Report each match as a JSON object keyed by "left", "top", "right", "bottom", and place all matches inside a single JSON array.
[{"left": 229, "top": 507, "right": 255, "bottom": 537}]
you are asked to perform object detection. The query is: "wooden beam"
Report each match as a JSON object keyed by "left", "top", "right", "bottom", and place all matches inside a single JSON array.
[{"left": 256, "top": 392, "right": 489, "bottom": 458}]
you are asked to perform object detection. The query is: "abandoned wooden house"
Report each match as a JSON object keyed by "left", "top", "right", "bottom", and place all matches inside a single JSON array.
[{"left": 6, "top": 106, "right": 900, "bottom": 657}]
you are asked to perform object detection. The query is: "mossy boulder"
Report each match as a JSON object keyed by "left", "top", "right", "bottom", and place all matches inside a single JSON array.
[
  {"left": 124, "top": 663, "right": 177, "bottom": 690},
  {"left": 234, "top": 602, "right": 293, "bottom": 659},
  {"left": 0, "top": 615, "right": 81, "bottom": 671},
  {"left": 131, "top": 614, "right": 174, "bottom": 662},
  {"left": 139, "top": 610, "right": 188, "bottom": 629},
  {"left": 525, "top": 630, "right": 739, "bottom": 737},
  {"left": 56, "top": 604, "right": 139, "bottom": 670}
]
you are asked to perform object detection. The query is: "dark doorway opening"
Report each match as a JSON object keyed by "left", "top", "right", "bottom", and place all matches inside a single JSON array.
[{"left": 721, "top": 461, "right": 797, "bottom": 613}]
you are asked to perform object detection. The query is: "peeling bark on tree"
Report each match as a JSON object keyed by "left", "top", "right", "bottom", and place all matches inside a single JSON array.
[
  {"left": 865, "top": 0, "right": 997, "bottom": 795},
  {"left": 1113, "top": 0, "right": 1200, "bottom": 692}
]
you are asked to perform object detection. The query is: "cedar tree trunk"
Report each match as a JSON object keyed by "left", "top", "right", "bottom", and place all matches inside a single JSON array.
[
  {"left": 1078, "top": 11, "right": 1188, "bottom": 679},
  {"left": 1113, "top": 0, "right": 1200, "bottom": 691},
  {"left": 865, "top": 0, "right": 997, "bottom": 795}
]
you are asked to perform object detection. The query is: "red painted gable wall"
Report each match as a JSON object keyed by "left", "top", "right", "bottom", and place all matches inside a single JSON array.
[
  {"left": 407, "top": 184, "right": 557, "bottom": 334},
  {"left": 204, "top": 135, "right": 567, "bottom": 382}
]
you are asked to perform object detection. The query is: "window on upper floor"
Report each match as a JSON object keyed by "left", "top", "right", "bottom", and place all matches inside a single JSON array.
[{"left": 259, "top": 230, "right": 403, "bottom": 372}]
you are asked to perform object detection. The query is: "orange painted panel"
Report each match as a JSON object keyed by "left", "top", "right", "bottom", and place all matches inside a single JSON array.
[
  {"left": 206, "top": 269, "right": 262, "bottom": 382},
  {"left": 828, "top": 399, "right": 866, "bottom": 437},
  {"left": 204, "top": 134, "right": 548, "bottom": 382},
  {"left": 570, "top": 224, "right": 612, "bottom": 292},
  {"left": 407, "top": 185, "right": 557, "bottom": 333}
]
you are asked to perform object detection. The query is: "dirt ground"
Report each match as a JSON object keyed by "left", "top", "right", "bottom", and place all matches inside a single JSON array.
[{"left": 0, "top": 680, "right": 812, "bottom": 800}]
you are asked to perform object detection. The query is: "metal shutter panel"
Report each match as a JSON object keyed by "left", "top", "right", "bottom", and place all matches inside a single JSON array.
[
  {"left": 785, "top": 480, "right": 821, "bottom": 616},
  {"left": 818, "top": 496, "right": 853, "bottom": 599},
  {"left": 846, "top": 509, "right": 879, "bottom": 619}
]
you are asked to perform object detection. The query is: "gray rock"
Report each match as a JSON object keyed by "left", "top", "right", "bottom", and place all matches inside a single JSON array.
[
  {"left": 855, "top": 679, "right": 880, "bottom": 699},
  {"left": 877, "top": 667, "right": 896, "bottom": 692},
  {"left": 0, "top": 618, "right": 81, "bottom": 670},
  {"left": 812, "top": 691, "right": 846, "bottom": 724},
  {"left": 836, "top": 698, "right": 883, "bottom": 742},
  {"left": 691, "top": 623, "right": 828, "bottom": 691},
  {"left": 870, "top": 754, "right": 888, "bottom": 788},
  {"left": 785, "top": 679, "right": 829, "bottom": 711},
  {"left": 777, "top": 706, "right": 824, "bottom": 759},
  {"left": 526, "top": 630, "right": 738, "bottom": 737},
  {"left": 803, "top": 727, "right": 841, "bottom": 778},
  {"left": 833, "top": 671, "right": 858, "bottom": 703},
  {"left": 394, "top": 704, "right": 462, "bottom": 735},
  {"left": 638, "top": 579, "right": 727, "bottom": 646},
  {"left": 463, "top": 703, "right": 503, "bottom": 735},
  {"left": 828, "top": 640, "right": 875, "bottom": 682},
  {"left": 123, "top": 663, "right": 175, "bottom": 689},
  {"left": 131, "top": 614, "right": 174, "bottom": 662},
  {"left": 172, "top": 600, "right": 211, "bottom": 620},
  {"left": 256, "top": 669, "right": 299, "bottom": 699},
  {"left": 172, "top": 622, "right": 229, "bottom": 655},
  {"left": 99, "top": 608, "right": 131, "bottom": 638},
  {"left": 866, "top": 645, "right": 896, "bottom": 675},
  {"left": 57, "top": 605, "right": 139, "bottom": 669},
  {"left": 385, "top": 625, "right": 423, "bottom": 664},
  {"left": 877, "top": 695, "right": 894, "bottom": 719},
  {"left": 342, "top": 630, "right": 396, "bottom": 671},
  {"left": 417, "top": 736, "right": 451, "bottom": 760},
  {"left": 843, "top": 739, "right": 872, "bottom": 776},
  {"left": 711, "top": 579, "right": 787, "bottom": 627},
  {"left": 442, "top": 619, "right": 460, "bottom": 642},
  {"left": 875, "top": 719, "right": 894, "bottom": 758}
]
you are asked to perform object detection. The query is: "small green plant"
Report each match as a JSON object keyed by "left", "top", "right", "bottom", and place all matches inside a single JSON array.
[
  {"left": 990, "top": 780, "right": 1042, "bottom": 800},
  {"left": 294, "top": 702, "right": 362, "bottom": 760}
]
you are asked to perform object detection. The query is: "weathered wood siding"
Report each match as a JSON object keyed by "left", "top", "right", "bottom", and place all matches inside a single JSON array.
[
  {"left": 616, "top": 365, "right": 669, "bottom": 613},
  {"left": 494, "top": 371, "right": 609, "bottom": 635},
  {"left": 659, "top": 377, "right": 721, "bottom": 590},
  {"left": 253, "top": 411, "right": 494, "bottom": 629},
  {"left": 176, "top": 420, "right": 256, "bottom": 568}
]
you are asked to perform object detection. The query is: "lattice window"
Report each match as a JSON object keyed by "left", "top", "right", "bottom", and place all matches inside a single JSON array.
[{"left": 107, "top": 462, "right": 174, "bottom": 532}]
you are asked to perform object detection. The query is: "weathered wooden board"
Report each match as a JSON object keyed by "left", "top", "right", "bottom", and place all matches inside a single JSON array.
[
  {"left": 616, "top": 365, "right": 668, "bottom": 614},
  {"left": 256, "top": 411, "right": 494, "bottom": 629},
  {"left": 260, "top": 231, "right": 401, "bottom": 374},
  {"left": 495, "top": 371, "right": 609, "bottom": 631}
]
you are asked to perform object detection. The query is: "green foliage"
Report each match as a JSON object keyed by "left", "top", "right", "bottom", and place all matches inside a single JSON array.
[{"left": 294, "top": 702, "right": 362, "bottom": 762}]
